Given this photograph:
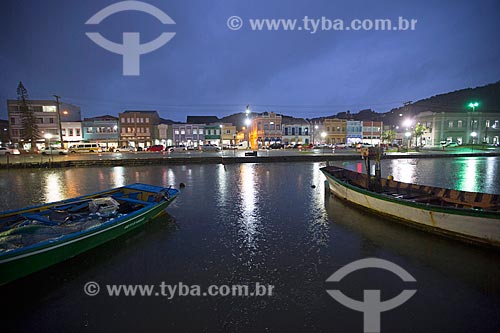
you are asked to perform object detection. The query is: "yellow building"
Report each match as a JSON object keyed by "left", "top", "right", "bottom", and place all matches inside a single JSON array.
[
  {"left": 220, "top": 124, "right": 237, "bottom": 145},
  {"left": 323, "top": 118, "right": 347, "bottom": 144},
  {"left": 249, "top": 112, "right": 282, "bottom": 149}
]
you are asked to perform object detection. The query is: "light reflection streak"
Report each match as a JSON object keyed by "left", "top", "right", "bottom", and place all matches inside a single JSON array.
[
  {"left": 459, "top": 158, "right": 479, "bottom": 192},
  {"left": 44, "top": 173, "right": 64, "bottom": 202},
  {"left": 238, "top": 164, "right": 260, "bottom": 252},
  {"left": 389, "top": 159, "right": 416, "bottom": 183},
  {"left": 111, "top": 167, "right": 125, "bottom": 187},
  {"left": 309, "top": 162, "right": 329, "bottom": 247},
  {"left": 216, "top": 164, "right": 227, "bottom": 206}
]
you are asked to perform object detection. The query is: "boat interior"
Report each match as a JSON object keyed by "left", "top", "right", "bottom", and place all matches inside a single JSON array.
[{"left": 323, "top": 166, "right": 500, "bottom": 211}]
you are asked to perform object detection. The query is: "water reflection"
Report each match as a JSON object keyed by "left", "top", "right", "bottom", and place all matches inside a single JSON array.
[
  {"left": 44, "top": 173, "right": 64, "bottom": 202},
  {"left": 388, "top": 159, "right": 416, "bottom": 183},
  {"left": 111, "top": 166, "right": 125, "bottom": 187},
  {"left": 458, "top": 158, "right": 480, "bottom": 192},
  {"left": 237, "top": 164, "right": 260, "bottom": 253},
  {"left": 307, "top": 162, "right": 330, "bottom": 247}
]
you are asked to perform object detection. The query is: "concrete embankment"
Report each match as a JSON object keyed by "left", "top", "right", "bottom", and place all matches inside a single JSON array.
[{"left": 0, "top": 152, "right": 499, "bottom": 169}]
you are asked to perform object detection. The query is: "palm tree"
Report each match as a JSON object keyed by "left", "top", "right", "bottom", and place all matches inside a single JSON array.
[
  {"left": 381, "top": 130, "right": 396, "bottom": 144},
  {"left": 413, "top": 123, "right": 427, "bottom": 147}
]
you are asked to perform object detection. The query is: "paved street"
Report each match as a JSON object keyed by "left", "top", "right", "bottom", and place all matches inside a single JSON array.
[{"left": 1, "top": 146, "right": 499, "bottom": 165}]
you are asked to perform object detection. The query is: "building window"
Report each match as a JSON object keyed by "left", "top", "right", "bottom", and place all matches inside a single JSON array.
[
  {"left": 448, "top": 121, "right": 453, "bottom": 128},
  {"left": 486, "top": 120, "right": 490, "bottom": 127},
  {"left": 76, "top": 129, "right": 81, "bottom": 136},
  {"left": 10, "top": 117, "right": 15, "bottom": 125},
  {"left": 457, "top": 120, "right": 462, "bottom": 128},
  {"left": 174, "top": 130, "right": 179, "bottom": 135},
  {"left": 121, "top": 118, "right": 125, "bottom": 123},
  {"left": 69, "top": 129, "right": 73, "bottom": 136},
  {"left": 193, "top": 129, "right": 197, "bottom": 135},
  {"left": 145, "top": 118, "right": 150, "bottom": 123},
  {"left": 199, "top": 129, "right": 203, "bottom": 134}
]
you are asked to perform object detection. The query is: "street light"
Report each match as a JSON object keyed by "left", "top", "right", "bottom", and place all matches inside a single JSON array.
[
  {"left": 468, "top": 102, "right": 479, "bottom": 145},
  {"left": 44, "top": 133, "right": 53, "bottom": 159},
  {"left": 402, "top": 118, "right": 413, "bottom": 128},
  {"left": 471, "top": 131, "right": 477, "bottom": 151},
  {"left": 468, "top": 102, "right": 479, "bottom": 112},
  {"left": 405, "top": 131, "right": 411, "bottom": 150},
  {"left": 320, "top": 132, "right": 327, "bottom": 153}
]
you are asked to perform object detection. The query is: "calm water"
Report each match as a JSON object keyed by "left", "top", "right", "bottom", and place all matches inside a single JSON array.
[{"left": 0, "top": 158, "right": 499, "bottom": 332}]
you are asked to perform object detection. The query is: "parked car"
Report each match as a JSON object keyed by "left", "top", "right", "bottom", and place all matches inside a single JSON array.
[
  {"left": 39, "top": 147, "right": 68, "bottom": 155},
  {"left": 168, "top": 145, "right": 187, "bottom": 152},
  {"left": 444, "top": 142, "right": 459, "bottom": 147},
  {"left": 0, "top": 147, "right": 20, "bottom": 155},
  {"left": 356, "top": 143, "right": 374, "bottom": 150},
  {"left": 201, "top": 144, "right": 221, "bottom": 152},
  {"left": 186, "top": 146, "right": 196, "bottom": 150},
  {"left": 115, "top": 146, "right": 136, "bottom": 152},
  {"left": 269, "top": 143, "right": 284, "bottom": 149},
  {"left": 146, "top": 145, "right": 165, "bottom": 152},
  {"left": 334, "top": 143, "right": 348, "bottom": 149}
]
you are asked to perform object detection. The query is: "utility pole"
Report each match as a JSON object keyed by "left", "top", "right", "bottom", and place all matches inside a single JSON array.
[{"left": 53, "top": 95, "right": 64, "bottom": 147}]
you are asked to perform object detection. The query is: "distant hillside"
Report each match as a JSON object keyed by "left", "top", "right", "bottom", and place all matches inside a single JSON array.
[
  {"left": 179, "top": 81, "right": 500, "bottom": 127},
  {"left": 382, "top": 81, "right": 500, "bottom": 125}
]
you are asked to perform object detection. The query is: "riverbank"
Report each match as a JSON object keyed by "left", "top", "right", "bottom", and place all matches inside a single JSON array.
[{"left": 1, "top": 150, "right": 499, "bottom": 169}]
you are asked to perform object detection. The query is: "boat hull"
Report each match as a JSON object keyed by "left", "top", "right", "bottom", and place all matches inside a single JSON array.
[
  {"left": 0, "top": 185, "right": 177, "bottom": 286},
  {"left": 322, "top": 169, "right": 500, "bottom": 248}
]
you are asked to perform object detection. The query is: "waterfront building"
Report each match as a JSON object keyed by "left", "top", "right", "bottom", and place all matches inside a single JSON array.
[
  {"left": 346, "top": 120, "right": 363, "bottom": 145},
  {"left": 172, "top": 123, "right": 205, "bottom": 147},
  {"left": 156, "top": 123, "right": 173, "bottom": 147},
  {"left": 362, "top": 120, "right": 383, "bottom": 145},
  {"left": 82, "top": 115, "right": 119, "bottom": 149},
  {"left": 323, "top": 118, "right": 347, "bottom": 144},
  {"left": 282, "top": 118, "right": 310, "bottom": 145},
  {"left": 7, "top": 99, "right": 81, "bottom": 149},
  {"left": 204, "top": 124, "right": 222, "bottom": 145},
  {"left": 0, "top": 119, "right": 10, "bottom": 145},
  {"left": 118, "top": 110, "right": 160, "bottom": 148},
  {"left": 309, "top": 120, "right": 325, "bottom": 145},
  {"left": 249, "top": 112, "right": 282, "bottom": 149},
  {"left": 220, "top": 124, "right": 237, "bottom": 146},
  {"left": 61, "top": 121, "right": 83, "bottom": 145},
  {"left": 415, "top": 111, "right": 500, "bottom": 146}
]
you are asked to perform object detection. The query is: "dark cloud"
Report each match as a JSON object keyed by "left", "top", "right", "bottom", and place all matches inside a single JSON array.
[{"left": 1, "top": 0, "right": 499, "bottom": 122}]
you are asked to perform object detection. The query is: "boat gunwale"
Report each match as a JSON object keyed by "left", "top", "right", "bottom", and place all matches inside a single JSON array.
[{"left": 320, "top": 166, "right": 500, "bottom": 219}]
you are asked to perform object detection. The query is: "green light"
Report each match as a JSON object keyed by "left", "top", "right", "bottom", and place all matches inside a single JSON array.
[{"left": 468, "top": 102, "right": 479, "bottom": 109}]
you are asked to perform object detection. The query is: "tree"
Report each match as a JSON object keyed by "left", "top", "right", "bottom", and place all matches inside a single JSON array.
[
  {"left": 413, "top": 123, "right": 427, "bottom": 147},
  {"left": 381, "top": 130, "right": 396, "bottom": 144},
  {"left": 17, "top": 81, "right": 40, "bottom": 150}
]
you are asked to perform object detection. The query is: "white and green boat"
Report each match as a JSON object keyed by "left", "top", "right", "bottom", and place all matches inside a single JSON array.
[
  {"left": 0, "top": 183, "right": 179, "bottom": 286},
  {"left": 321, "top": 166, "right": 500, "bottom": 248}
]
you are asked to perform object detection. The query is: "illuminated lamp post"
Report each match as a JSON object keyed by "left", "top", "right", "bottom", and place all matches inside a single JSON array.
[{"left": 470, "top": 132, "right": 477, "bottom": 152}]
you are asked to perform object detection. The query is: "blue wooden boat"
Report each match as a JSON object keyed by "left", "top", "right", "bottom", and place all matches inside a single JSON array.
[{"left": 0, "top": 183, "right": 179, "bottom": 286}]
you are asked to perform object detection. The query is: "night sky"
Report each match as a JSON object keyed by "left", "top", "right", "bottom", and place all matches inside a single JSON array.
[{"left": 1, "top": 0, "right": 499, "bottom": 121}]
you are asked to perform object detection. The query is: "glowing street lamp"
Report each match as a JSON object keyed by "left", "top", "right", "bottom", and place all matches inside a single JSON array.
[
  {"left": 405, "top": 131, "right": 412, "bottom": 150},
  {"left": 321, "top": 131, "right": 327, "bottom": 143},
  {"left": 402, "top": 118, "right": 413, "bottom": 129},
  {"left": 468, "top": 102, "right": 479, "bottom": 112}
]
